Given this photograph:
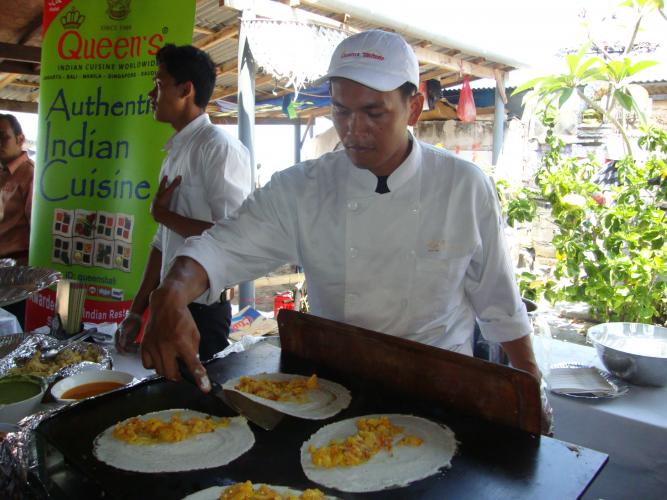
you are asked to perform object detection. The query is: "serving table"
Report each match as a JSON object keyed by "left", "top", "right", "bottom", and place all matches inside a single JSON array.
[
  {"left": 544, "top": 338, "right": 667, "bottom": 500},
  {"left": 31, "top": 311, "right": 607, "bottom": 499}
]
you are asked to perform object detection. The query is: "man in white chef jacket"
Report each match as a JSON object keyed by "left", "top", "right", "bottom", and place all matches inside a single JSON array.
[{"left": 140, "top": 31, "right": 540, "bottom": 393}]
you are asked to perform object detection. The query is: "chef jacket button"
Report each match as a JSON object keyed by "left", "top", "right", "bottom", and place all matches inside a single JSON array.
[
  {"left": 349, "top": 247, "right": 358, "bottom": 258},
  {"left": 347, "top": 201, "right": 358, "bottom": 211},
  {"left": 408, "top": 250, "right": 416, "bottom": 258},
  {"left": 401, "top": 299, "right": 408, "bottom": 307}
]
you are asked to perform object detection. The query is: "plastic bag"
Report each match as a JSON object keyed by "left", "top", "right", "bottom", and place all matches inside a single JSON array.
[{"left": 457, "top": 75, "right": 476, "bottom": 123}]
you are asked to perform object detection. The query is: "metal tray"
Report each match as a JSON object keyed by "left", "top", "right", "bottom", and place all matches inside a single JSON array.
[
  {"left": 0, "top": 266, "right": 60, "bottom": 307},
  {"left": 548, "top": 362, "right": 629, "bottom": 399},
  {"left": 0, "top": 333, "right": 25, "bottom": 359}
]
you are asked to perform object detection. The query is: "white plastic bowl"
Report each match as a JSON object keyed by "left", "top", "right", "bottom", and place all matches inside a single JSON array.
[
  {"left": 0, "top": 376, "right": 46, "bottom": 424},
  {"left": 51, "top": 369, "right": 134, "bottom": 403}
]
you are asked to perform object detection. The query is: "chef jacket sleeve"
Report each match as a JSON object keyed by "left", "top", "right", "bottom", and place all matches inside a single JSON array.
[
  {"left": 464, "top": 175, "right": 531, "bottom": 343},
  {"left": 177, "top": 168, "right": 301, "bottom": 305}
]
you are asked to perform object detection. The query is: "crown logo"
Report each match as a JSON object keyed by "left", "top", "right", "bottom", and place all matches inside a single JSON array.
[
  {"left": 60, "top": 8, "right": 85, "bottom": 30},
  {"left": 107, "top": 0, "right": 131, "bottom": 21}
]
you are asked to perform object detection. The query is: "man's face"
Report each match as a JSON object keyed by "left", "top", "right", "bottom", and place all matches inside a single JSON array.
[
  {"left": 0, "top": 119, "right": 24, "bottom": 164},
  {"left": 330, "top": 78, "right": 423, "bottom": 176},
  {"left": 148, "top": 64, "right": 186, "bottom": 124}
]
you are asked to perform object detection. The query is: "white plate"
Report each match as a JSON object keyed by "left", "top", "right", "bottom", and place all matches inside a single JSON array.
[{"left": 548, "top": 362, "right": 629, "bottom": 399}]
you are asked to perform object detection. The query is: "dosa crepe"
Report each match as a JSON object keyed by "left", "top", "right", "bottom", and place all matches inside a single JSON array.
[
  {"left": 183, "top": 481, "right": 337, "bottom": 500},
  {"left": 223, "top": 373, "right": 351, "bottom": 420},
  {"left": 300, "top": 414, "right": 457, "bottom": 492},
  {"left": 93, "top": 409, "right": 254, "bottom": 473}
]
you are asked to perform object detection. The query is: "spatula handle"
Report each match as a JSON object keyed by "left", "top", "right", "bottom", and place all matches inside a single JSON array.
[{"left": 176, "top": 358, "right": 223, "bottom": 392}]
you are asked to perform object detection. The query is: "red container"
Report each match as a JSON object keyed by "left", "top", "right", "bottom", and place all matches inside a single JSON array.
[{"left": 273, "top": 291, "right": 294, "bottom": 318}]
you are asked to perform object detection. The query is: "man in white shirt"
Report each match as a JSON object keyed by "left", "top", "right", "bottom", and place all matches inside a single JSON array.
[
  {"left": 140, "top": 31, "right": 540, "bottom": 391},
  {"left": 115, "top": 44, "right": 250, "bottom": 360}
]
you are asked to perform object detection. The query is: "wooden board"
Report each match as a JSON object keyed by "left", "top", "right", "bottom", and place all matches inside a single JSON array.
[{"left": 278, "top": 310, "right": 542, "bottom": 434}]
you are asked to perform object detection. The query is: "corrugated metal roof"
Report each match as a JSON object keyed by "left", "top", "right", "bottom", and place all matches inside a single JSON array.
[{"left": 0, "top": 0, "right": 518, "bottom": 121}]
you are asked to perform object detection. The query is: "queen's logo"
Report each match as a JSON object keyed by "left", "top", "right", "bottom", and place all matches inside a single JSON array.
[
  {"left": 107, "top": 0, "right": 131, "bottom": 21},
  {"left": 60, "top": 8, "right": 85, "bottom": 30}
]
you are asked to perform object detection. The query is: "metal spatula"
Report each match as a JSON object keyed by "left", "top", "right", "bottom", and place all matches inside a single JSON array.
[{"left": 177, "top": 359, "right": 283, "bottom": 431}]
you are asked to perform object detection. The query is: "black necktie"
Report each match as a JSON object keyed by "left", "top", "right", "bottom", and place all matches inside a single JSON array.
[{"left": 375, "top": 175, "right": 390, "bottom": 194}]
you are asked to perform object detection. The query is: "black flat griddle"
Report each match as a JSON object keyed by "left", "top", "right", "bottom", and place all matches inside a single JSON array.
[{"left": 33, "top": 342, "right": 607, "bottom": 499}]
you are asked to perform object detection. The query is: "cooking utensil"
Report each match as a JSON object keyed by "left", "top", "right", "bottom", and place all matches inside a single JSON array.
[
  {"left": 588, "top": 322, "right": 667, "bottom": 387},
  {"left": 177, "top": 359, "right": 283, "bottom": 430},
  {"left": 39, "top": 328, "right": 97, "bottom": 363}
]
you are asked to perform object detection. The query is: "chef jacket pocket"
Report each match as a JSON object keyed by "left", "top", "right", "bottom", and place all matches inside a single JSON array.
[{"left": 414, "top": 253, "right": 471, "bottom": 309}]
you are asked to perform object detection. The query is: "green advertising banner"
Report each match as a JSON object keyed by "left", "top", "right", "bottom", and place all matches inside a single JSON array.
[{"left": 26, "top": 0, "right": 195, "bottom": 330}]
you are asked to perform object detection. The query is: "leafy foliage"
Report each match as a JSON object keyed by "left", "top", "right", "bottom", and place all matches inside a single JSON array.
[{"left": 503, "top": 1, "right": 667, "bottom": 325}]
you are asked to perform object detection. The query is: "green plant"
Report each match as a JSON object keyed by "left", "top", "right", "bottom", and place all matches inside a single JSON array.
[
  {"left": 504, "top": 1, "right": 667, "bottom": 325},
  {"left": 538, "top": 115, "right": 666, "bottom": 324}
]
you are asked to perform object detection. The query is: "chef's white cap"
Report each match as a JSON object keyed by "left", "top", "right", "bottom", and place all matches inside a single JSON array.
[{"left": 321, "top": 30, "right": 420, "bottom": 92}]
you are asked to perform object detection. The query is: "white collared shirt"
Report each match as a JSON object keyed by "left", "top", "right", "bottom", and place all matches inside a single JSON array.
[
  {"left": 179, "top": 136, "right": 530, "bottom": 348},
  {"left": 152, "top": 113, "right": 251, "bottom": 303}
]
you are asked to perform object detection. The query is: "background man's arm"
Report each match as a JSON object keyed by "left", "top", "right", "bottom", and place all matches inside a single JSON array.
[
  {"left": 115, "top": 247, "right": 162, "bottom": 352},
  {"left": 151, "top": 175, "right": 213, "bottom": 238},
  {"left": 154, "top": 210, "right": 213, "bottom": 238}
]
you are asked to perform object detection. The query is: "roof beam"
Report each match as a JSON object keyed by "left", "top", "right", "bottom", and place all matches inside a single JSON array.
[
  {"left": 0, "top": 98, "right": 37, "bottom": 113},
  {"left": 216, "top": 59, "right": 238, "bottom": 77},
  {"left": 0, "top": 61, "right": 39, "bottom": 76},
  {"left": 0, "top": 42, "right": 41, "bottom": 64},
  {"left": 0, "top": 74, "right": 20, "bottom": 92},
  {"left": 413, "top": 46, "right": 501, "bottom": 81},
  {"left": 193, "top": 23, "right": 239, "bottom": 51},
  {"left": 194, "top": 25, "right": 216, "bottom": 35},
  {"left": 210, "top": 114, "right": 306, "bottom": 125},
  {"left": 210, "top": 73, "right": 274, "bottom": 100},
  {"left": 7, "top": 80, "right": 39, "bottom": 89},
  {"left": 221, "top": 0, "right": 355, "bottom": 31}
]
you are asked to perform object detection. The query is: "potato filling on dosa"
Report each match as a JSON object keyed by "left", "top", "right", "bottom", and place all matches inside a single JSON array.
[
  {"left": 182, "top": 482, "right": 336, "bottom": 500},
  {"left": 236, "top": 374, "right": 319, "bottom": 402},
  {"left": 309, "top": 416, "right": 423, "bottom": 468},
  {"left": 222, "top": 373, "right": 351, "bottom": 420},
  {"left": 112, "top": 413, "right": 230, "bottom": 445},
  {"left": 300, "top": 414, "right": 457, "bottom": 493},
  {"left": 94, "top": 409, "right": 254, "bottom": 473}
]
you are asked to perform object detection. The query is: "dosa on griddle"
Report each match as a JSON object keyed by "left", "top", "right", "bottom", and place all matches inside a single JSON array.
[
  {"left": 93, "top": 409, "right": 254, "bottom": 473},
  {"left": 300, "top": 414, "right": 457, "bottom": 492},
  {"left": 223, "top": 372, "right": 351, "bottom": 420}
]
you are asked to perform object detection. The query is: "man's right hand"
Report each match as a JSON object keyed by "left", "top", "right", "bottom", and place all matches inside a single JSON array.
[{"left": 140, "top": 287, "right": 211, "bottom": 393}]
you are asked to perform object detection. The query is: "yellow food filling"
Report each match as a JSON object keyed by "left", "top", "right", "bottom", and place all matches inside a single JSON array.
[
  {"left": 309, "top": 416, "right": 423, "bottom": 468},
  {"left": 220, "top": 481, "right": 325, "bottom": 500},
  {"left": 236, "top": 374, "right": 319, "bottom": 403},
  {"left": 112, "top": 413, "right": 229, "bottom": 445},
  {"left": 9, "top": 346, "right": 102, "bottom": 377}
]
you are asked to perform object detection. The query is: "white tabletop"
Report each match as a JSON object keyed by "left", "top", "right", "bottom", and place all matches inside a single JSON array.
[{"left": 543, "top": 338, "right": 667, "bottom": 500}]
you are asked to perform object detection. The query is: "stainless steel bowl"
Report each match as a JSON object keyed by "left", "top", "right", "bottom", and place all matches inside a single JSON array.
[{"left": 587, "top": 322, "right": 667, "bottom": 387}]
